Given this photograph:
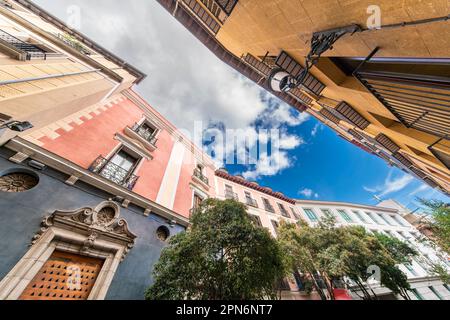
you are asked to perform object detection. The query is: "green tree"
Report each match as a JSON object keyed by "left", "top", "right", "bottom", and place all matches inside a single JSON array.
[
  {"left": 415, "top": 199, "right": 450, "bottom": 284},
  {"left": 278, "top": 219, "right": 417, "bottom": 300},
  {"left": 145, "top": 199, "right": 286, "bottom": 300},
  {"left": 419, "top": 199, "right": 450, "bottom": 255}
]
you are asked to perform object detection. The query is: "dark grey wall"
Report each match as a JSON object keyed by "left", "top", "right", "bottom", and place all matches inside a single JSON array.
[{"left": 0, "top": 153, "right": 185, "bottom": 300}]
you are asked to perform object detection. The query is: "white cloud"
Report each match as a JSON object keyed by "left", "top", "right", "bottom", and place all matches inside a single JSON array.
[
  {"left": 279, "top": 134, "right": 304, "bottom": 149},
  {"left": 242, "top": 151, "right": 292, "bottom": 180},
  {"left": 408, "top": 184, "right": 430, "bottom": 196},
  {"left": 311, "top": 123, "right": 323, "bottom": 137},
  {"left": 36, "top": 0, "right": 310, "bottom": 180},
  {"left": 298, "top": 188, "right": 319, "bottom": 199},
  {"left": 363, "top": 171, "right": 414, "bottom": 198}
]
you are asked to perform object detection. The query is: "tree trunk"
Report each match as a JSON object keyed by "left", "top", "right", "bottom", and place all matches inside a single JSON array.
[{"left": 308, "top": 271, "right": 328, "bottom": 300}]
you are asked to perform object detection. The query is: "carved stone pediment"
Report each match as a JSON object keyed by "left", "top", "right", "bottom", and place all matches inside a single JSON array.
[{"left": 33, "top": 201, "right": 137, "bottom": 259}]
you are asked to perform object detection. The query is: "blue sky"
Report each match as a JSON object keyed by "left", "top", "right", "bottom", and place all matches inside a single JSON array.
[
  {"left": 225, "top": 100, "right": 449, "bottom": 211},
  {"left": 36, "top": 0, "right": 449, "bottom": 212}
]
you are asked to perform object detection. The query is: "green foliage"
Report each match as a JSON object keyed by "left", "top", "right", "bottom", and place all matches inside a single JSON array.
[
  {"left": 419, "top": 198, "right": 450, "bottom": 255},
  {"left": 145, "top": 199, "right": 286, "bottom": 300},
  {"left": 277, "top": 218, "right": 417, "bottom": 300}
]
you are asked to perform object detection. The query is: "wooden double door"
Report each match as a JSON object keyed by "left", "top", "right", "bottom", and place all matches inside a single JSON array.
[{"left": 19, "top": 251, "right": 103, "bottom": 300}]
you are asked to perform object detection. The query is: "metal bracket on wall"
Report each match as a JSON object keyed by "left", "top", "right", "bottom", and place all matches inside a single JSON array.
[{"left": 288, "top": 24, "right": 362, "bottom": 89}]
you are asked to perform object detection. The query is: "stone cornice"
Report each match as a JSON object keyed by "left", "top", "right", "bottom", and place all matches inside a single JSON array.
[{"left": 5, "top": 137, "right": 190, "bottom": 227}]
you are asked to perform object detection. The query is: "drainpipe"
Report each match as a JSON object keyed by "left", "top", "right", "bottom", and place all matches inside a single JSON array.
[{"left": 0, "top": 68, "right": 102, "bottom": 86}]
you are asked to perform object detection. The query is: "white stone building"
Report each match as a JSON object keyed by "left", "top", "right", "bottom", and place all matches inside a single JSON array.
[{"left": 293, "top": 199, "right": 450, "bottom": 300}]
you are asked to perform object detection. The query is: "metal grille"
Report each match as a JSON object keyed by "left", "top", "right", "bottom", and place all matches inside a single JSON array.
[
  {"left": 0, "top": 29, "right": 46, "bottom": 60},
  {"left": 320, "top": 107, "right": 341, "bottom": 124},
  {"left": 354, "top": 70, "right": 450, "bottom": 138},
  {"left": 335, "top": 101, "right": 370, "bottom": 130},
  {"left": 275, "top": 51, "right": 325, "bottom": 95},
  {"left": 182, "top": 0, "right": 221, "bottom": 34},
  {"left": 392, "top": 152, "right": 413, "bottom": 168},
  {"left": 19, "top": 251, "right": 103, "bottom": 300},
  {"left": 88, "top": 155, "right": 139, "bottom": 190},
  {"left": 243, "top": 53, "right": 272, "bottom": 76},
  {"left": 290, "top": 88, "right": 313, "bottom": 105},
  {"left": 199, "top": 0, "right": 223, "bottom": 21},
  {"left": 375, "top": 133, "right": 400, "bottom": 153},
  {"left": 409, "top": 166, "right": 426, "bottom": 179},
  {"left": 215, "top": 0, "right": 238, "bottom": 15},
  {"left": 193, "top": 167, "right": 209, "bottom": 185},
  {"left": 423, "top": 177, "right": 439, "bottom": 188},
  {"left": 348, "top": 129, "right": 365, "bottom": 141},
  {"left": 131, "top": 122, "right": 158, "bottom": 145}
]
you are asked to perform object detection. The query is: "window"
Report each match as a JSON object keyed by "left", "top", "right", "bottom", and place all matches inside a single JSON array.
[
  {"left": 271, "top": 220, "right": 279, "bottom": 234},
  {"left": 377, "top": 213, "right": 395, "bottom": 225},
  {"left": 193, "top": 164, "right": 209, "bottom": 185},
  {"left": 303, "top": 208, "right": 318, "bottom": 222},
  {"left": 365, "top": 212, "right": 381, "bottom": 224},
  {"left": 290, "top": 208, "right": 300, "bottom": 220},
  {"left": 410, "top": 288, "right": 423, "bottom": 300},
  {"left": 262, "top": 198, "right": 275, "bottom": 213},
  {"left": 135, "top": 122, "right": 156, "bottom": 142},
  {"left": 244, "top": 191, "right": 257, "bottom": 207},
  {"left": 428, "top": 286, "right": 444, "bottom": 300},
  {"left": 249, "top": 214, "right": 262, "bottom": 227},
  {"left": 352, "top": 210, "right": 368, "bottom": 223},
  {"left": 337, "top": 210, "right": 353, "bottom": 223},
  {"left": 278, "top": 203, "right": 290, "bottom": 218},
  {"left": 156, "top": 226, "right": 170, "bottom": 242},
  {"left": 443, "top": 284, "right": 450, "bottom": 293},
  {"left": 224, "top": 184, "right": 238, "bottom": 200},
  {"left": 102, "top": 150, "right": 138, "bottom": 183},
  {"left": 404, "top": 263, "right": 418, "bottom": 277},
  {"left": 394, "top": 215, "right": 410, "bottom": 227},
  {"left": 321, "top": 209, "right": 334, "bottom": 219}
]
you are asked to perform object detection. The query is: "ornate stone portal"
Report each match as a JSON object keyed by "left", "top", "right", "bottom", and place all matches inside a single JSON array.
[{"left": 0, "top": 201, "right": 137, "bottom": 300}]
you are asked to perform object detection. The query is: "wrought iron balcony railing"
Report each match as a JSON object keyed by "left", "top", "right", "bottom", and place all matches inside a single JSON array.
[
  {"left": 131, "top": 123, "right": 158, "bottom": 146},
  {"left": 0, "top": 29, "right": 47, "bottom": 60},
  {"left": 88, "top": 156, "right": 139, "bottom": 191},
  {"left": 193, "top": 168, "right": 209, "bottom": 185},
  {"left": 245, "top": 197, "right": 258, "bottom": 208},
  {"left": 55, "top": 33, "right": 92, "bottom": 55},
  {"left": 225, "top": 191, "right": 239, "bottom": 201}
]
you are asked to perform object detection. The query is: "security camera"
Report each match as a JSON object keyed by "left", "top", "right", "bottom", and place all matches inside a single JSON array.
[
  {"left": 2, "top": 121, "right": 33, "bottom": 132},
  {"left": 268, "top": 68, "right": 292, "bottom": 92}
]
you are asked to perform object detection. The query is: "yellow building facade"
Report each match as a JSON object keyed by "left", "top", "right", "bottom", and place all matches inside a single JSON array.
[
  {"left": 157, "top": 0, "right": 450, "bottom": 195},
  {"left": 0, "top": 0, "right": 145, "bottom": 145}
]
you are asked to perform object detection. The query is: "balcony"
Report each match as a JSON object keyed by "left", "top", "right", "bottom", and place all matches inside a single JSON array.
[
  {"left": 132, "top": 123, "right": 158, "bottom": 145},
  {"left": 55, "top": 33, "right": 92, "bottom": 55},
  {"left": 0, "top": 29, "right": 47, "bottom": 60},
  {"left": 340, "top": 57, "right": 450, "bottom": 138},
  {"left": 192, "top": 167, "right": 209, "bottom": 186},
  {"left": 124, "top": 123, "right": 158, "bottom": 152},
  {"left": 88, "top": 156, "right": 139, "bottom": 191},
  {"left": 245, "top": 197, "right": 258, "bottom": 208},
  {"left": 225, "top": 191, "right": 239, "bottom": 201}
]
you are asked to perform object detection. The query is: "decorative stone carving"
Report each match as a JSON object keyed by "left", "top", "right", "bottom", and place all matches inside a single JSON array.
[
  {"left": 31, "top": 201, "right": 137, "bottom": 258},
  {"left": 0, "top": 172, "right": 38, "bottom": 192}
]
